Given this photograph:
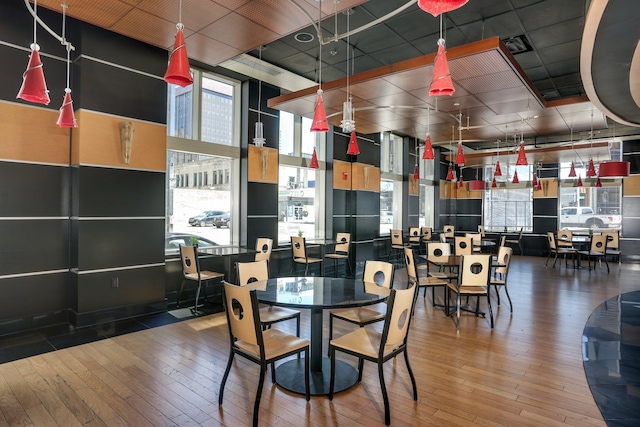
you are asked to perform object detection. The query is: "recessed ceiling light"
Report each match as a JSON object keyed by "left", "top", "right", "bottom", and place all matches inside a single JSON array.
[{"left": 294, "top": 32, "right": 314, "bottom": 43}]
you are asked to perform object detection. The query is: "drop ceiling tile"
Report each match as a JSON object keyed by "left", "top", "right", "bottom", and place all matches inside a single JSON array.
[
  {"left": 110, "top": 7, "right": 177, "bottom": 48},
  {"left": 184, "top": 33, "right": 242, "bottom": 66},
  {"left": 527, "top": 17, "right": 583, "bottom": 50},
  {"left": 236, "top": 0, "right": 312, "bottom": 36},
  {"left": 199, "top": 12, "right": 279, "bottom": 52},
  {"left": 135, "top": 0, "right": 231, "bottom": 32},
  {"left": 519, "top": 0, "right": 584, "bottom": 31}
]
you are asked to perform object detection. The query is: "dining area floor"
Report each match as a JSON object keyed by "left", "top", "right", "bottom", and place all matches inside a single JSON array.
[{"left": 0, "top": 255, "right": 638, "bottom": 426}]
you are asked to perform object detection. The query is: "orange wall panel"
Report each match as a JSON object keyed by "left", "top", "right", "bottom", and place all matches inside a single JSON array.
[
  {"left": 333, "top": 160, "right": 351, "bottom": 190},
  {"left": 623, "top": 175, "right": 640, "bottom": 196},
  {"left": 351, "top": 163, "right": 380, "bottom": 192},
  {"left": 248, "top": 145, "right": 278, "bottom": 183},
  {"left": 0, "top": 101, "right": 70, "bottom": 165},
  {"left": 73, "top": 110, "right": 166, "bottom": 171}
]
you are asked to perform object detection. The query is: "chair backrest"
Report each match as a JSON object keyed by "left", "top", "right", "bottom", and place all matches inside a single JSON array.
[
  {"left": 500, "top": 234, "right": 506, "bottom": 247},
  {"left": 390, "top": 229, "right": 403, "bottom": 246},
  {"left": 409, "top": 227, "right": 421, "bottom": 243},
  {"left": 557, "top": 230, "right": 572, "bottom": 247},
  {"left": 494, "top": 246, "right": 512, "bottom": 277},
  {"left": 439, "top": 233, "right": 447, "bottom": 243},
  {"left": 427, "top": 242, "right": 451, "bottom": 263},
  {"left": 334, "top": 232, "right": 351, "bottom": 254},
  {"left": 421, "top": 227, "right": 432, "bottom": 242},
  {"left": 291, "top": 235, "right": 307, "bottom": 260},
  {"left": 455, "top": 236, "right": 473, "bottom": 255},
  {"left": 478, "top": 225, "right": 486, "bottom": 237},
  {"left": 236, "top": 259, "right": 269, "bottom": 286},
  {"left": 466, "top": 233, "right": 482, "bottom": 246},
  {"left": 444, "top": 225, "right": 455, "bottom": 238},
  {"left": 379, "top": 285, "right": 418, "bottom": 355},
  {"left": 602, "top": 231, "right": 619, "bottom": 249},
  {"left": 547, "top": 232, "right": 557, "bottom": 250},
  {"left": 179, "top": 244, "right": 200, "bottom": 276},
  {"left": 222, "top": 282, "right": 261, "bottom": 349},
  {"left": 590, "top": 234, "right": 608, "bottom": 253},
  {"left": 403, "top": 247, "right": 418, "bottom": 281},
  {"left": 254, "top": 238, "right": 273, "bottom": 261},
  {"left": 517, "top": 227, "right": 524, "bottom": 239},
  {"left": 363, "top": 260, "right": 394, "bottom": 289},
  {"left": 458, "top": 254, "right": 491, "bottom": 287}
]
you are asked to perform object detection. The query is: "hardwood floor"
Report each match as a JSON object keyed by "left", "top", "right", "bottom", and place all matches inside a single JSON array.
[{"left": 0, "top": 256, "right": 636, "bottom": 426}]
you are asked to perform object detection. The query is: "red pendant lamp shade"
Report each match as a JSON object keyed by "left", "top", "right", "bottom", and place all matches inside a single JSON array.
[
  {"left": 494, "top": 160, "right": 502, "bottom": 177},
  {"left": 491, "top": 177, "right": 497, "bottom": 188},
  {"left": 515, "top": 142, "right": 528, "bottom": 166},
  {"left": 586, "top": 158, "right": 597, "bottom": 177},
  {"left": 17, "top": 45, "right": 50, "bottom": 105},
  {"left": 537, "top": 179, "right": 542, "bottom": 191},
  {"left": 469, "top": 180, "right": 485, "bottom": 191},
  {"left": 310, "top": 148, "right": 319, "bottom": 169},
  {"left": 310, "top": 89, "right": 329, "bottom": 132},
  {"left": 458, "top": 176, "right": 464, "bottom": 188},
  {"left": 446, "top": 164, "right": 454, "bottom": 181},
  {"left": 532, "top": 173, "right": 538, "bottom": 187},
  {"left": 429, "top": 40, "right": 455, "bottom": 97},
  {"left": 455, "top": 142, "right": 465, "bottom": 165},
  {"left": 512, "top": 170, "right": 519, "bottom": 184},
  {"left": 413, "top": 164, "right": 420, "bottom": 180},
  {"left": 568, "top": 162, "right": 577, "bottom": 177},
  {"left": 423, "top": 134, "right": 434, "bottom": 159},
  {"left": 577, "top": 175, "right": 583, "bottom": 187},
  {"left": 57, "top": 88, "right": 77, "bottom": 128},
  {"left": 164, "top": 26, "right": 193, "bottom": 87},
  {"left": 418, "top": 0, "right": 469, "bottom": 17},
  {"left": 598, "top": 161, "right": 630, "bottom": 178},
  {"left": 595, "top": 177, "right": 602, "bottom": 187},
  {"left": 346, "top": 131, "right": 360, "bottom": 155}
]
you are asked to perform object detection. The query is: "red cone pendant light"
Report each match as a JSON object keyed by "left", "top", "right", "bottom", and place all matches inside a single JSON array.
[
  {"left": 164, "top": 25, "right": 193, "bottom": 87},
  {"left": 429, "top": 39, "right": 455, "bottom": 96},
  {"left": 512, "top": 170, "right": 519, "bottom": 184},
  {"left": 568, "top": 162, "right": 576, "bottom": 177},
  {"left": 515, "top": 142, "right": 528, "bottom": 166},
  {"left": 418, "top": 0, "right": 469, "bottom": 17},
  {"left": 310, "top": 148, "right": 319, "bottom": 169},
  {"left": 346, "top": 131, "right": 360, "bottom": 155},
  {"left": 310, "top": 89, "right": 329, "bottom": 132},
  {"left": 595, "top": 177, "right": 602, "bottom": 187},
  {"left": 577, "top": 175, "right": 583, "bottom": 187},
  {"left": 494, "top": 160, "right": 502, "bottom": 177},
  {"left": 413, "top": 164, "right": 420, "bottom": 180},
  {"left": 446, "top": 164, "right": 454, "bottom": 181},
  {"left": 455, "top": 142, "right": 465, "bottom": 165},
  {"left": 587, "top": 159, "right": 597, "bottom": 177},
  {"left": 491, "top": 177, "right": 497, "bottom": 188},
  {"left": 532, "top": 174, "right": 538, "bottom": 187},
  {"left": 423, "top": 134, "right": 434, "bottom": 160},
  {"left": 56, "top": 88, "right": 77, "bottom": 128},
  {"left": 458, "top": 176, "right": 464, "bottom": 188},
  {"left": 17, "top": 45, "right": 50, "bottom": 105}
]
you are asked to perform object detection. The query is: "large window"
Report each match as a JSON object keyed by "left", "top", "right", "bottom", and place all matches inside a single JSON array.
[
  {"left": 380, "top": 133, "right": 403, "bottom": 233},
  {"left": 483, "top": 165, "right": 533, "bottom": 232},
  {"left": 166, "top": 71, "right": 240, "bottom": 252},
  {"left": 278, "top": 114, "right": 325, "bottom": 244}
]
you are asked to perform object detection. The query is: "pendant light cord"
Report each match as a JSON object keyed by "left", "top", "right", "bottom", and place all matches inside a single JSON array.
[
  {"left": 257, "top": 46, "right": 263, "bottom": 123},
  {"left": 33, "top": 0, "right": 37, "bottom": 47}
]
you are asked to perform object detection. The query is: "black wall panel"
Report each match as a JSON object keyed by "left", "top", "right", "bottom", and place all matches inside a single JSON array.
[
  {"left": 246, "top": 217, "right": 278, "bottom": 250},
  {"left": 246, "top": 182, "right": 278, "bottom": 216},
  {"left": 333, "top": 189, "right": 349, "bottom": 215},
  {"left": 354, "top": 191, "right": 379, "bottom": 216},
  {"left": 534, "top": 217, "right": 558, "bottom": 233},
  {"left": 247, "top": 80, "right": 280, "bottom": 117},
  {"left": 76, "top": 167, "right": 164, "bottom": 217},
  {"left": 247, "top": 111, "right": 279, "bottom": 150},
  {"left": 77, "top": 219, "right": 165, "bottom": 270},
  {"left": 77, "top": 58, "right": 167, "bottom": 123},
  {"left": 0, "top": 162, "right": 69, "bottom": 216},
  {"left": 408, "top": 195, "right": 419, "bottom": 217},
  {"left": 0, "top": 220, "right": 69, "bottom": 275},
  {"left": 0, "top": 272, "right": 69, "bottom": 323},
  {"left": 622, "top": 218, "right": 640, "bottom": 239},
  {"left": 332, "top": 216, "right": 350, "bottom": 235},
  {"left": 333, "top": 133, "right": 351, "bottom": 163},
  {"left": 456, "top": 216, "right": 481, "bottom": 232},
  {"left": 534, "top": 198, "right": 559, "bottom": 216},
  {"left": 353, "top": 215, "right": 379, "bottom": 241},
  {"left": 456, "top": 199, "right": 482, "bottom": 215}
]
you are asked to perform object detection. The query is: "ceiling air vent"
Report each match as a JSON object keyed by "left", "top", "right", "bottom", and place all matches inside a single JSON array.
[
  {"left": 502, "top": 34, "right": 533, "bottom": 55},
  {"left": 230, "top": 55, "right": 282, "bottom": 76}
]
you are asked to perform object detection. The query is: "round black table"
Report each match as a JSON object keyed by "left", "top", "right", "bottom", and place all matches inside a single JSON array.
[{"left": 250, "top": 276, "right": 389, "bottom": 395}]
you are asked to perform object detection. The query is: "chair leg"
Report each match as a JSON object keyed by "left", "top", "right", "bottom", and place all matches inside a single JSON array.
[
  {"left": 193, "top": 279, "right": 203, "bottom": 312},
  {"left": 327, "top": 314, "right": 334, "bottom": 357},
  {"left": 329, "top": 347, "right": 336, "bottom": 400},
  {"left": 357, "top": 357, "right": 364, "bottom": 382},
  {"left": 304, "top": 347, "right": 310, "bottom": 401},
  {"left": 403, "top": 350, "right": 418, "bottom": 401},
  {"left": 487, "top": 294, "right": 494, "bottom": 328},
  {"left": 494, "top": 283, "right": 501, "bottom": 306},
  {"left": 218, "top": 351, "right": 235, "bottom": 405},
  {"left": 177, "top": 279, "right": 187, "bottom": 307},
  {"left": 504, "top": 286, "right": 513, "bottom": 312},
  {"left": 253, "top": 364, "right": 266, "bottom": 427},
  {"left": 378, "top": 361, "right": 391, "bottom": 426}
]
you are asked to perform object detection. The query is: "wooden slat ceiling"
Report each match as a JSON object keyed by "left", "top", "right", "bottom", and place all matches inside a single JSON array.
[
  {"left": 33, "top": 0, "right": 370, "bottom": 67},
  {"left": 269, "top": 36, "right": 609, "bottom": 152}
]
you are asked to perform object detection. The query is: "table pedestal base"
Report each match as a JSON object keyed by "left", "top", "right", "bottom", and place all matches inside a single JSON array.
[{"left": 274, "top": 357, "right": 358, "bottom": 396}]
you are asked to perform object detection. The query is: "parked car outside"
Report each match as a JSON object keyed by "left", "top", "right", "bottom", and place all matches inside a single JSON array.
[
  {"left": 188, "top": 210, "right": 230, "bottom": 228},
  {"left": 165, "top": 233, "right": 218, "bottom": 255}
]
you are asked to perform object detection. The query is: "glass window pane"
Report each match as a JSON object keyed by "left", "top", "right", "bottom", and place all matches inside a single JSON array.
[
  {"left": 301, "top": 117, "right": 321, "bottom": 158},
  {"left": 279, "top": 111, "right": 295, "bottom": 155},
  {"left": 167, "top": 84, "right": 193, "bottom": 139},
  {"left": 166, "top": 151, "right": 233, "bottom": 254},
  {"left": 200, "top": 76, "right": 234, "bottom": 145},
  {"left": 278, "top": 166, "right": 316, "bottom": 244},
  {"left": 380, "top": 179, "right": 394, "bottom": 234},
  {"left": 484, "top": 186, "right": 533, "bottom": 232}
]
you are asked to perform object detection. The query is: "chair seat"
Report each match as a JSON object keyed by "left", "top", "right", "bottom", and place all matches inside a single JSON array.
[
  {"left": 490, "top": 278, "right": 505, "bottom": 286},
  {"left": 417, "top": 273, "right": 446, "bottom": 286},
  {"left": 259, "top": 306, "right": 300, "bottom": 324},
  {"left": 235, "top": 328, "right": 309, "bottom": 360},
  {"left": 294, "top": 257, "right": 323, "bottom": 264},
  {"left": 325, "top": 253, "right": 348, "bottom": 259},
  {"left": 330, "top": 304, "right": 386, "bottom": 324},
  {"left": 429, "top": 271, "right": 457, "bottom": 280},
  {"left": 577, "top": 250, "right": 605, "bottom": 256},
  {"left": 330, "top": 327, "right": 399, "bottom": 359},
  {"left": 446, "top": 283, "right": 488, "bottom": 295},
  {"left": 184, "top": 270, "right": 224, "bottom": 281},
  {"left": 606, "top": 249, "right": 621, "bottom": 255},
  {"left": 555, "top": 248, "right": 576, "bottom": 254}
]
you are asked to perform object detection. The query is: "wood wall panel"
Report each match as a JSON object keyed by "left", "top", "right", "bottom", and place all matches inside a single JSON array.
[
  {"left": 247, "top": 145, "right": 278, "bottom": 183},
  {"left": 409, "top": 175, "right": 419, "bottom": 195},
  {"left": 534, "top": 178, "right": 558, "bottom": 198},
  {"left": 0, "top": 102, "right": 70, "bottom": 165},
  {"left": 73, "top": 110, "right": 165, "bottom": 171},
  {"left": 333, "top": 160, "right": 351, "bottom": 190},
  {"left": 351, "top": 163, "right": 379, "bottom": 192},
  {"left": 624, "top": 175, "right": 640, "bottom": 196}
]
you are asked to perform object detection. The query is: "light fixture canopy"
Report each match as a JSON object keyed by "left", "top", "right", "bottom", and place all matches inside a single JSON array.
[
  {"left": 598, "top": 161, "right": 630, "bottom": 178},
  {"left": 417, "top": 0, "right": 469, "bottom": 17},
  {"left": 346, "top": 130, "right": 360, "bottom": 155},
  {"left": 164, "top": 24, "right": 193, "bottom": 87},
  {"left": 310, "top": 147, "right": 319, "bottom": 169},
  {"left": 429, "top": 39, "right": 455, "bottom": 96},
  {"left": 423, "top": 134, "right": 434, "bottom": 159},
  {"left": 515, "top": 142, "right": 528, "bottom": 166}
]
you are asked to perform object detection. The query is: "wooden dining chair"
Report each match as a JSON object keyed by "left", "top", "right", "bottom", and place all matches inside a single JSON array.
[
  {"left": 219, "top": 282, "right": 310, "bottom": 427},
  {"left": 290, "top": 235, "right": 323, "bottom": 275},
  {"left": 445, "top": 254, "right": 493, "bottom": 329},
  {"left": 466, "top": 232, "right": 483, "bottom": 253},
  {"left": 443, "top": 225, "right": 455, "bottom": 239},
  {"left": 422, "top": 242, "right": 458, "bottom": 282},
  {"left": 405, "top": 246, "right": 446, "bottom": 307},
  {"left": 389, "top": 229, "right": 406, "bottom": 267},
  {"left": 328, "top": 284, "right": 418, "bottom": 426},
  {"left": 491, "top": 246, "right": 513, "bottom": 312},
  {"left": 327, "top": 260, "right": 394, "bottom": 352},
  {"left": 455, "top": 235, "right": 473, "bottom": 255},
  {"left": 254, "top": 237, "right": 273, "bottom": 262},
  {"left": 505, "top": 227, "right": 524, "bottom": 255},
  {"left": 546, "top": 232, "right": 575, "bottom": 268},
  {"left": 408, "top": 227, "right": 422, "bottom": 251},
  {"left": 576, "top": 234, "right": 609, "bottom": 272},
  {"left": 324, "top": 232, "right": 352, "bottom": 277},
  {"left": 236, "top": 259, "right": 300, "bottom": 336},
  {"left": 177, "top": 244, "right": 224, "bottom": 314},
  {"left": 602, "top": 230, "right": 622, "bottom": 267}
]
